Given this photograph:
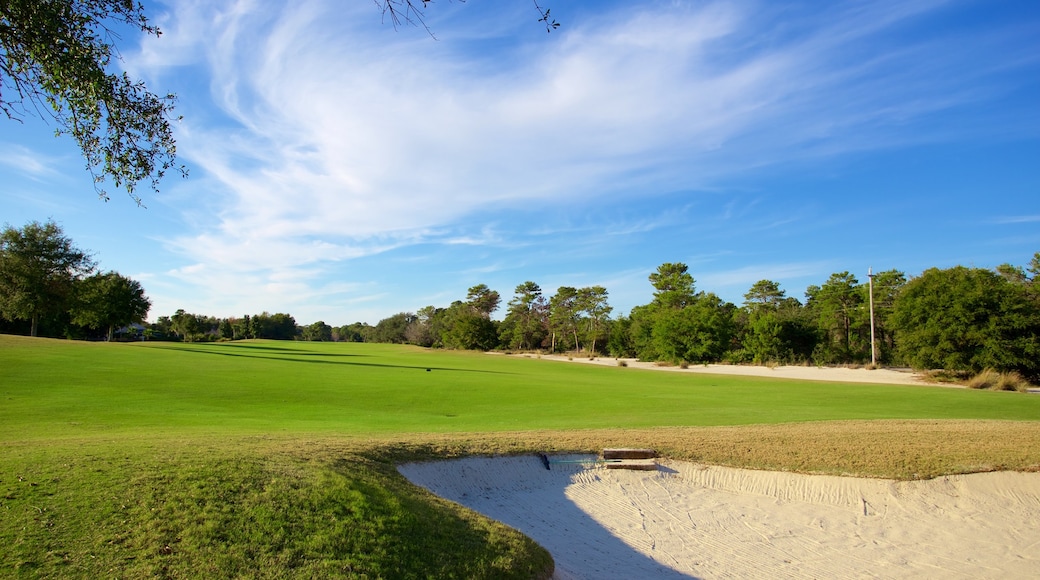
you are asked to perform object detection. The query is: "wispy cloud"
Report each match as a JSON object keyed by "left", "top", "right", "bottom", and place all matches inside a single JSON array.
[
  {"left": 0, "top": 144, "right": 63, "bottom": 179},
  {"left": 118, "top": 0, "right": 1038, "bottom": 320},
  {"left": 992, "top": 215, "right": 1040, "bottom": 225},
  {"left": 700, "top": 261, "right": 837, "bottom": 290}
]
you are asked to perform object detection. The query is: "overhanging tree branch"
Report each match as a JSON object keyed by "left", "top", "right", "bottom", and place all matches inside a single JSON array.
[
  {"left": 376, "top": 0, "right": 559, "bottom": 36},
  {"left": 0, "top": 0, "right": 185, "bottom": 205}
]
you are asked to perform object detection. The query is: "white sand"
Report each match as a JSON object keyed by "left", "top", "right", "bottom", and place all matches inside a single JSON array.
[
  {"left": 529, "top": 354, "right": 938, "bottom": 387},
  {"left": 399, "top": 456, "right": 1040, "bottom": 579}
]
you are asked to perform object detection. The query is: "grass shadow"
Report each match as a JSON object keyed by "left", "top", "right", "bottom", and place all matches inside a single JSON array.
[
  {"left": 208, "top": 343, "right": 364, "bottom": 357},
  {"left": 149, "top": 344, "right": 511, "bottom": 374}
]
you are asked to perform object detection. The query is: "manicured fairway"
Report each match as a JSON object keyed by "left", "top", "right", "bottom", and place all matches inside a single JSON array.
[{"left": 2, "top": 336, "right": 1038, "bottom": 441}]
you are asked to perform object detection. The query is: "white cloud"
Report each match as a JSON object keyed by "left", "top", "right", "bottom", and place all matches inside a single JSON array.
[
  {"left": 0, "top": 144, "right": 63, "bottom": 179},
  {"left": 992, "top": 215, "right": 1040, "bottom": 225},
  {"left": 700, "top": 261, "right": 837, "bottom": 290},
  {"left": 116, "top": 0, "right": 1038, "bottom": 320}
]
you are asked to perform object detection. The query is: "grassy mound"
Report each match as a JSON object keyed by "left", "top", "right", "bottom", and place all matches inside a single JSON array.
[{"left": 1, "top": 437, "right": 551, "bottom": 579}]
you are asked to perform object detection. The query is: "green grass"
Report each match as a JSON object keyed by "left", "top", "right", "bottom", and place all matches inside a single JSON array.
[
  {"left": 2, "top": 335, "right": 1039, "bottom": 578},
  {"left": 3, "top": 337, "right": 1039, "bottom": 441},
  {"left": 0, "top": 437, "right": 550, "bottom": 579}
]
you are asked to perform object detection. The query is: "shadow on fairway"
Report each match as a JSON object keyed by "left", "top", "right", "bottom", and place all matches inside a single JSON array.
[
  {"left": 209, "top": 343, "right": 363, "bottom": 357},
  {"left": 149, "top": 344, "right": 512, "bottom": 374}
]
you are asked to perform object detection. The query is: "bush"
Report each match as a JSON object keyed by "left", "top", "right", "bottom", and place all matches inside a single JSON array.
[
  {"left": 997, "top": 371, "right": 1031, "bottom": 393},
  {"left": 967, "top": 369, "right": 1032, "bottom": 392},
  {"left": 967, "top": 369, "right": 1000, "bottom": 389}
]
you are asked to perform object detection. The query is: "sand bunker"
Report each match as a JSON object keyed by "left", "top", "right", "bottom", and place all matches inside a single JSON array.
[
  {"left": 399, "top": 456, "right": 1040, "bottom": 579},
  {"left": 533, "top": 354, "right": 937, "bottom": 387}
]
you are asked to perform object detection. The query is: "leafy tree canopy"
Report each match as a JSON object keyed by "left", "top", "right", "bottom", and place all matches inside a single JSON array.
[
  {"left": 0, "top": 219, "right": 95, "bottom": 336},
  {"left": 1, "top": 1, "right": 554, "bottom": 205},
  {"left": 891, "top": 266, "right": 1040, "bottom": 380},
  {"left": 649, "top": 262, "right": 695, "bottom": 309},
  {"left": 466, "top": 283, "right": 500, "bottom": 318},
  {"left": 743, "top": 280, "right": 785, "bottom": 312},
  {"left": 0, "top": 0, "right": 184, "bottom": 204},
  {"left": 71, "top": 270, "right": 150, "bottom": 340}
]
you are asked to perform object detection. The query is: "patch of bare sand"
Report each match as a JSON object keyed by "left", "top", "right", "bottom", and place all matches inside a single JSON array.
[
  {"left": 399, "top": 456, "right": 1040, "bottom": 579},
  {"left": 527, "top": 354, "right": 939, "bottom": 387}
]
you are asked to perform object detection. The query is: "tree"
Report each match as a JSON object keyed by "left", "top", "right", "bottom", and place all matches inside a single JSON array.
[
  {"left": 405, "top": 305, "right": 441, "bottom": 347},
  {"left": 169, "top": 309, "right": 199, "bottom": 342},
  {"left": 302, "top": 320, "right": 333, "bottom": 342},
  {"left": 998, "top": 251, "right": 1040, "bottom": 305},
  {"left": 743, "top": 280, "right": 785, "bottom": 312},
  {"left": 737, "top": 280, "right": 818, "bottom": 364},
  {"left": 805, "top": 272, "right": 863, "bottom": 363},
  {"left": 465, "top": 284, "right": 501, "bottom": 319},
  {"left": 860, "top": 269, "right": 906, "bottom": 364},
  {"left": 1, "top": 0, "right": 184, "bottom": 203},
  {"left": 219, "top": 318, "right": 234, "bottom": 340},
  {"left": 651, "top": 293, "right": 734, "bottom": 364},
  {"left": 233, "top": 315, "right": 254, "bottom": 339},
  {"left": 576, "top": 285, "right": 611, "bottom": 354},
  {"left": 740, "top": 280, "right": 787, "bottom": 363},
  {"left": 627, "top": 302, "right": 662, "bottom": 360},
  {"left": 254, "top": 312, "right": 298, "bottom": 340},
  {"left": 70, "top": 271, "right": 150, "bottom": 340},
  {"left": 335, "top": 322, "right": 372, "bottom": 342},
  {"left": 0, "top": 220, "right": 95, "bottom": 336},
  {"left": 502, "top": 281, "right": 548, "bottom": 351},
  {"left": 441, "top": 307, "right": 499, "bottom": 351},
  {"left": 891, "top": 266, "right": 1040, "bottom": 380},
  {"left": 649, "top": 262, "right": 696, "bottom": 309},
  {"left": 372, "top": 312, "right": 415, "bottom": 344},
  {"left": 605, "top": 315, "right": 634, "bottom": 358},
  {"left": 742, "top": 311, "right": 784, "bottom": 363},
  {"left": 775, "top": 296, "right": 818, "bottom": 363},
  {"left": 548, "top": 286, "right": 580, "bottom": 352}
]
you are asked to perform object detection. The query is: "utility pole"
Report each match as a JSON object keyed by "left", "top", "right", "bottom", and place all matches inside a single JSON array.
[{"left": 868, "top": 267, "right": 877, "bottom": 367}]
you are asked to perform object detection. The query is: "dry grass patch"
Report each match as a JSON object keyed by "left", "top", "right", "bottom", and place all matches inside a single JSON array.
[
  {"left": 967, "top": 369, "right": 1033, "bottom": 392},
  {"left": 292, "top": 419, "right": 1040, "bottom": 481}
]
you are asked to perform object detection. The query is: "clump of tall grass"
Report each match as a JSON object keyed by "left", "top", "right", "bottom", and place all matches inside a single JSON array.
[{"left": 966, "top": 369, "right": 1032, "bottom": 392}]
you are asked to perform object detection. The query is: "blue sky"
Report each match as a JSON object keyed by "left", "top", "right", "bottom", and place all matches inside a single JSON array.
[{"left": 2, "top": 0, "right": 1038, "bottom": 325}]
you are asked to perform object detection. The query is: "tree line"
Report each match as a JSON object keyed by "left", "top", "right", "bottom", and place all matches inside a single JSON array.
[
  {"left": 361, "top": 259, "right": 1040, "bottom": 382},
  {"left": 3, "top": 220, "right": 1037, "bottom": 381}
]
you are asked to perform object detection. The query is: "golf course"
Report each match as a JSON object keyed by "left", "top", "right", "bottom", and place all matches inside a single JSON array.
[{"left": 3, "top": 335, "right": 1040, "bottom": 578}]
